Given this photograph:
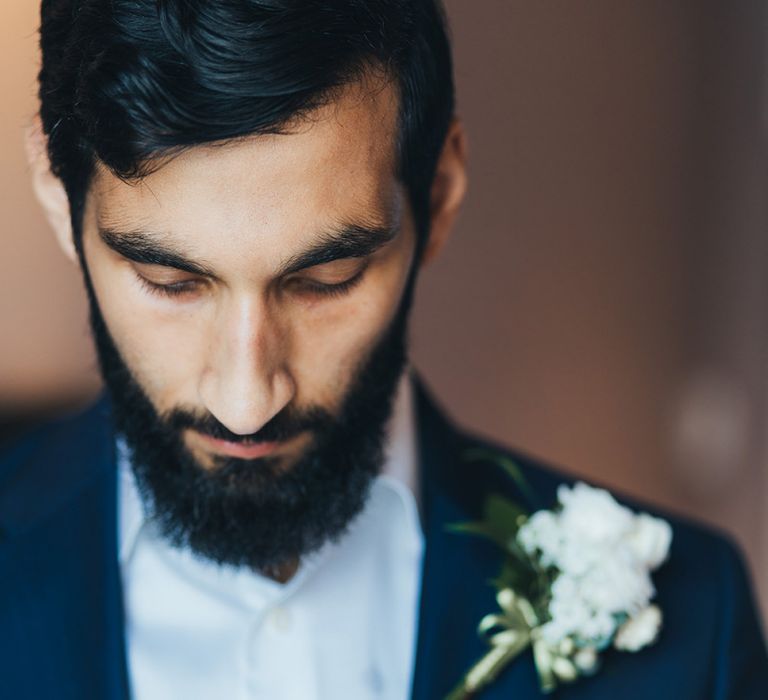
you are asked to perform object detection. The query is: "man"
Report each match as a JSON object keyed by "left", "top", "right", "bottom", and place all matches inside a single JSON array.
[{"left": 1, "top": 1, "right": 766, "bottom": 698}]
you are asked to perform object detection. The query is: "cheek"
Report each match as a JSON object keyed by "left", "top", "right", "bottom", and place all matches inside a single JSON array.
[
  {"left": 290, "top": 230, "right": 414, "bottom": 407},
  {"left": 84, "top": 237, "right": 208, "bottom": 408}
]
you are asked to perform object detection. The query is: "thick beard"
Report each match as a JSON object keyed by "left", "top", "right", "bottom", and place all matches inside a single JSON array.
[{"left": 84, "top": 265, "right": 415, "bottom": 573}]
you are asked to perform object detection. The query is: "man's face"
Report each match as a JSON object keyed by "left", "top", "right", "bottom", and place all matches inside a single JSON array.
[{"left": 78, "top": 80, "right": 419, "bottom": 572}]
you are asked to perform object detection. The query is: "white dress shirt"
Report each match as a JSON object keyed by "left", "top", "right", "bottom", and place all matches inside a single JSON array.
[{"left": 119, "top": 371, "right": 425, "bottom": 700}]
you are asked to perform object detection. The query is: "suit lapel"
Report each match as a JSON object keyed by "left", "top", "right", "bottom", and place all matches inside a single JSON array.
[
  {"left": 409, "top": 378, "right": 543, "bottom": 699},
  {"left": 0, "top": 397, "right": 129, "bottom": 700}
]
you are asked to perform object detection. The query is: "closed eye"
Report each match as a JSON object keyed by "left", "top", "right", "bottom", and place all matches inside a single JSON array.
[
  {"left": 135, "top": 264, "right": 369, "bottom": 300},
  {"left": 136, "top": 274, "right": 202, "bottom": 298},
  {"left": 288, "top": 264, "right": 368, "bottom": 299}
]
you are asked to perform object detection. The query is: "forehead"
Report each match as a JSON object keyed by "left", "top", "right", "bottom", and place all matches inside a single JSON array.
[{"left": 87, "top": 78, "right": 402, "bottom": 260}]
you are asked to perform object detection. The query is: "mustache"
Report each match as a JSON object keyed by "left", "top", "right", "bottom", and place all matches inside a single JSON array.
[{"left": 163, "top": 404, "right": 335, "bottom": 444}]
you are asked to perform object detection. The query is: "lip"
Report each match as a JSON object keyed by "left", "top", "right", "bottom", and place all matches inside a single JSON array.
[{"left": 194, "top": 432, "right": 282, "bottom": 459}]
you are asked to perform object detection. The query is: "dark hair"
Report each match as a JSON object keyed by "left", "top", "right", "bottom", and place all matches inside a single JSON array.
[{"left": 37, "top": 0, "right": 455, "bottom": 253}]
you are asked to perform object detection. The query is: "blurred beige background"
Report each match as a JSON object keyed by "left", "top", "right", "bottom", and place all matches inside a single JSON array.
[{"left": 1, "top": 2, "right": 766, "bottom": 621}]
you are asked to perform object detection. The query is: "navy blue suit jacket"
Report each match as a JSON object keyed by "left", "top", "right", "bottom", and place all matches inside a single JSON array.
[{"left": 1, "top": 379, "right": 766, "bottom": 699}]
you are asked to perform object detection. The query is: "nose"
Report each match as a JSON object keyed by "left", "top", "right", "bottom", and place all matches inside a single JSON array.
[{"left": 199, "top": 293, "right": 295, "bottom": 436}]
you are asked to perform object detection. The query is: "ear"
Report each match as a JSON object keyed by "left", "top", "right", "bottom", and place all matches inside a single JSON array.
[
  {"left": 25, "top": 115, "right": 78, "bottom": 263},
  {"left": 419, "top": 118, "right": 468, "bottom": 267}
]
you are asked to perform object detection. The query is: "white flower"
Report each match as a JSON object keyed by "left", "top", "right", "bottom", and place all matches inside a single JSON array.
[
  {"left": 518, "top": 483, "right": 672, "bottom": 583},
  {"left": 544, "top": 575, "right": 618, "bottom": 646},
  {"left": 613, "top": 604, "right": 662, "bottom": 651},
  {"left": 573, "top": 646, "right": 599, "bottom": 673},
  {"left": 544, "top": 579, "right": 591, "bottom": 642},
  {"left": 577, "top": 609, "right": 617, "bottom": 644},
  {"left": 552, "top": 656, "right": 578, "bottom": 681},
  {"left": 553, "top": 541, "right": 603, "bottom": 577},
  {"left": 517, "top": 510, "right": 562, "bottom": 566},
  {"left": 540, "top": 620, "right": 569, "bottom": 647},
  {"left": 557, "top": 482, "right": 635, "bottom": 546},
  {"left": 577, "top": 557, "right": 654, "bottom": 615},
  {"left": 515, "top": 481, "right": 671, "bottom": 661},
  {"left": 627, "top": 514, "right": 672, "bottom": 570}
]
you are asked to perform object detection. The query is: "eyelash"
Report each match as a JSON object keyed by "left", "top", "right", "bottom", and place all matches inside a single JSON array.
[
  {"left": 137, "top": 277, "right": 198, "bottom": 298},
  {"left": 293, "top": 267, "right": 367, "bottom": 299},
  {"left": 136, "top": 266, "right": 368, "bottom": 300}
]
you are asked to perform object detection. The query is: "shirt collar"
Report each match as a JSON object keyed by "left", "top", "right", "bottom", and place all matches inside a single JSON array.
[{"left": 118, "top": 367, "right": 419, "bottom": 565}]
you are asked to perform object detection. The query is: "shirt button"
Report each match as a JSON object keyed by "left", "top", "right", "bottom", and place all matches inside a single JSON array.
[{"left": 267, "top": 606, "right": 292, "bottom": 632}]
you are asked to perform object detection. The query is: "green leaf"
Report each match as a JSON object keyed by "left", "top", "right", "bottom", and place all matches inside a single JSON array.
[
  {"left": 462, "top": 448, "right": 538, "bottom": 505},
  {"left": 448, "top": 520, "right": 509, "bottom": 550},
  {"left": 490, "top": 557, "right": 535, "bottom": 595},
  {"left": 448, "top": 494, "right": 526, "bottom": 547},
  {"left": 484, "top": 494, "right": 527, "bottom": 537}
]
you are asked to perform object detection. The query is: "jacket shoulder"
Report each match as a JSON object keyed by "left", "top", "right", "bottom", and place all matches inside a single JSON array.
[
  {"left": 455, "top": 424, "right": 749, "bottom": 558},
  {"left": 0, "top": 396, "right": 115, "bottom": 529},
  {"left": 0, "top": 396, "right": 107, "bottom": 473}
]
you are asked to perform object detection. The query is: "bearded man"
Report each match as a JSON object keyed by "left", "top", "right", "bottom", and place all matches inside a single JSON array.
[{"left": 1, "top": 1, "right": 766, "bottom": 699}]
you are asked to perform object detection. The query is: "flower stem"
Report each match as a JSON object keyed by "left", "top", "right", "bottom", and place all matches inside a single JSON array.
[{"left": 444, "top": 636, "right": 531, "bottom": 699}]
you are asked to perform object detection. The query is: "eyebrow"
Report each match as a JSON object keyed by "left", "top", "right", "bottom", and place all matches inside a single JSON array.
[
  {"left": 97, "top": 222, "right": 399, "bottom": 279},
  {"left": 98, "top": 228, "right": 217, "bottom": 277},
  {"left": 276, "top": 223, "right": 398, "bottom": 277}
]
